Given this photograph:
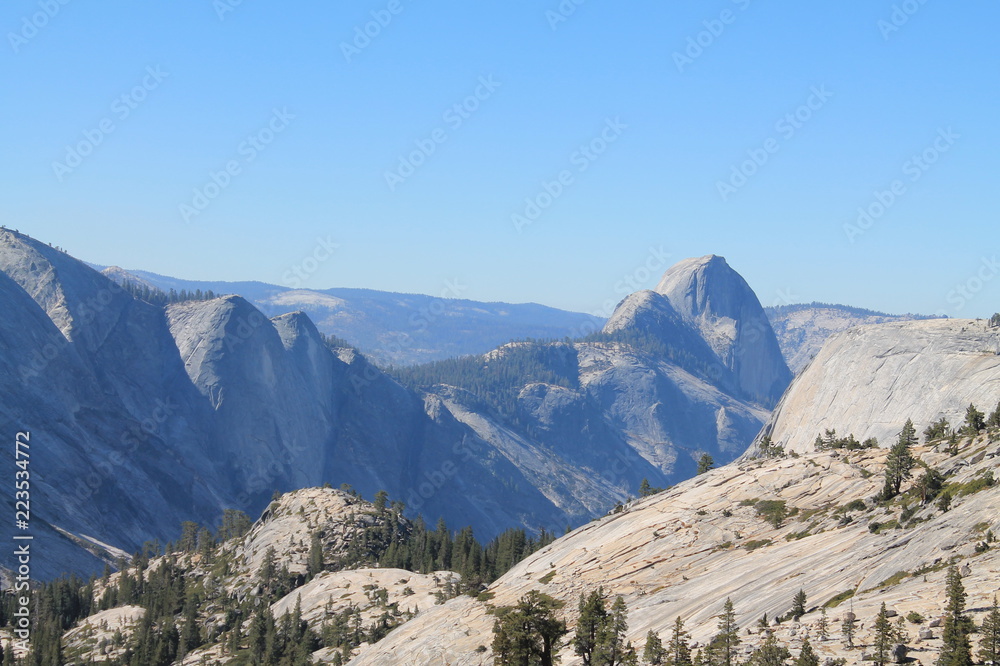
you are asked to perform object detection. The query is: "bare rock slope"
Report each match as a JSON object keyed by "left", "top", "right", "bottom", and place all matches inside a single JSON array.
[
  {"left": 754, "top": 318, "right": 1000, "bottom": 455},
  {"left": 353, "top": 435, "right": 1000, "bottom": 665}
]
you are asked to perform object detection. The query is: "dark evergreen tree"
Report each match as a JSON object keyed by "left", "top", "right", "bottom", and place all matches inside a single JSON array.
[
  {"left": 666, "top": 616, "right": 692, "bottom": 666},
  {"left": 962, "top": 404, "right": 986, "bottom": 436},
  {"left": 697, "top": 454, "right": 715, "bottom": 475},
  {"left": 795, "top": 636, "right": 819, "bottom": 666},
  {"left": 791, "top": 589, "right": 807, "bottom": 621},
  {"left": 882, "top": 420, "right": 916, "bottom": 499},
  {"left": 937, "top": 566, "right": 973, "bottom": 666},
  {"left": 643, "top": 629, "right": 666, "bottom": 665},
  {"left": 712, "top": 598, "right": 740, "bottom": 666},
  {"left": 873, "top": 602, "right": 893, "bottom": 666},
  {"left": 979, "top": 595, "right": 1000, "bottom": 666},
  {"left": 491, "top": 590, "right": 567, "bottom": 666},
  {"left": 308, "top": 533, "right": 325, "bottom": 580},
  {"left": 746, "top": 633, "right": 789, "bottom": 666}
]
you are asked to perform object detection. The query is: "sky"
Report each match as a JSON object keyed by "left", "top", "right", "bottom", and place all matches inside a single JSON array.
[{"left": 2, "top": 1, "right": 999, "bottom": 319}]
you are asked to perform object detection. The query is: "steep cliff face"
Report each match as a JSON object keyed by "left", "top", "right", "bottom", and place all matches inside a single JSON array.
[
  {"left": 654, "top": 255, "right": 791, "bottom": 406},
  {"left": 751, "top": 318, "right": 1000, "bottom": 455},
  {"left": 0, "top": 234, "right": 788, "bottom": 577}
]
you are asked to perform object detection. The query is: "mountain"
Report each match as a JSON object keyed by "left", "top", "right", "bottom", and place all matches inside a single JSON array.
[
  {"left": 353, "top": 425, "right": 1000, "bottom": 665},
  {"left": 0, "top": 231, "right": 788, "bottom": 578},
  {"left": 656, "top": 255, "right": 792, "bottom": 405},
  {"left": 95, "top": 265, "right": 604, "bottom": 366},
  {"left": 765, "top": 303, "right": 942, "bottom": 374},
  {"left": 751, "top": 318, "right": 1000, "bottom": 456}
]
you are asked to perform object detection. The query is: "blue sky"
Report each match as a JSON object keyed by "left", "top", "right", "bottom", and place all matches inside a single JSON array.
[{"left": 2, "top": 0, "right": 998, "bottom": 318}]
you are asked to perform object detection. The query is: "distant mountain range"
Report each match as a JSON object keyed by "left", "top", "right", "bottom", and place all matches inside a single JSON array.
[
  {"left": 91, "top": 264, "right": 605, "bottom": 367},
  {"left": 3, "top": 231, "right": 790, "bottom": 578}
]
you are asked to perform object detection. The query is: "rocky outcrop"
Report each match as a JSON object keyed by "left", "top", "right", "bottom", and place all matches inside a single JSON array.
[
  {"left": 654, "top": 256, "right": 791, "bottom": 406},
  {"left": 765, "top": 303, "right": 937, "bottom": 374},
  {"left": 750, "top": 318, "right": 1000, "bottom": 455},
  {"left": 353, "top": 436, "right": 1000, "bottom": 665}
]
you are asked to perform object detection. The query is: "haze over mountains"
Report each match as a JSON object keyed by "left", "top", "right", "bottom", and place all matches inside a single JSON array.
[
  {"left": 95, "top": 264, "right": 935, "bottom": 374},
  {"left": 2, "top": 230, "right": 793, "bottom": 578},
  {"left": 93, "top": 265, "right": 605, "bottom": 367}
]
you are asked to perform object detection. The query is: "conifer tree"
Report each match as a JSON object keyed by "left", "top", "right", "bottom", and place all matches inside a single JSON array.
[
  {"left": 979, "top": 595, "right": 1000, "bottom": 666},
  {"left": 883, "top": 420, "right": 916, "bottom": 499},
  {"left": 575, "top": 588, "right": 609, "bottom": 665},
  {"left": 747, "top": 632, "right": 789, "bottom": 666},
  {"left": 492, "top": 590, "right": 567, "bottom": 666},
  {"left": 937, "top": 566, "right": 973, "bottom": 666},
  {"left": 644, "top": 629, "right": 666, "bottom": 665},
  {"left": 817, "top": 607, "right": 829, "bottom": 641},
  {"left": 697, "top": 454, "right": 715, "bottom": 475},
  {"left": 842, "top": 612, "right": 856, "bottom": 648},
  {"left": 962, "top": 404, "right": 986, "bottom": 436},
  {"left": 308, "top": 533, "right": 325, "bottom": 580},
  {"left": 795, "top": 637, "right": 819, "bottom": 666},
  {"left": 791, "top": 589, "right": 807, "bottom": 621},
  {"left": 712, "top": 598, "right": 740, "bottom": 666},
  {"left": 666, "top": 616, "right": 692, "bottom": 666},
  {"left": 873, "top": 602, "right": 893, "bottom": 666}
]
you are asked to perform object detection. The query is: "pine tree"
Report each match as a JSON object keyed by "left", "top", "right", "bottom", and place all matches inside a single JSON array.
[
  {"left": 937, "top": 566, "right": 973, "bottom": 666},
  {"left": 713, "top": 598, "right": 740, "bottom": 666},
  {"left": 697, "top": 454, "right": 715, "bottom": 475},
  {"left": 574, "top": 588, "right": 609, "bottom": 665},
  {"left": 639, "top": 479, "right": 653, "bottom": 498},
  {"left": 666, "top": 616, "right": 692, "bottom": 666},
  {"left": 747, "top": 632, "right": 789, "bottom": 666},
  {"left": 979, "top": 595, "right": 1000, "bottom": 666},
  {"left": 817, "top": 607, "right": 829, "bottom": 641},
  {"left": 308, "top": 533, "right": 325, "bottom": 580},
  {"left": 492, "top": 590, "right": 567, "bottom": 666},
  {"left": 962, "top": 404, "right": 986, "bottom": 436},
  {"left": 791, "top": 589, "right": 807, "bottom": 621},
  {"left": 644, "top": 629, "right": 666, "bottom": 665},
  {"left": 883, "top": 420, "right": 916, "bottom": 499},
  {"left": 988, "top": 401, "right": 1000, "bottom": 429},
  {"left": 795, "top": 637, "right": 819, "bottom": 666},
  {"left": 842, "top": 612, "right": 856, "bottom": 648},
  {"left": 873, "top": 602, "right": 893, "bottom": 666}
]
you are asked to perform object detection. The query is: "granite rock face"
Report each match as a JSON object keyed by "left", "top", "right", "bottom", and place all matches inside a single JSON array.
[
  {"left": 765, "top": 303, "right": 937, "bottom": 374},
  {"left": 0, "top": 232, "right": 787, "bottom": 576},
  {"left": 352, "top": 437, "right": 1000, "bottom": 665},
  {"left": 750, "top": 318, "right": 1000, "bottom": 455},
  {"left": 655, "top": 256, "right": 791, "bottom": 406}
]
